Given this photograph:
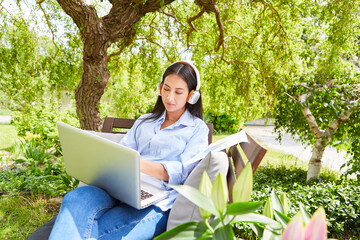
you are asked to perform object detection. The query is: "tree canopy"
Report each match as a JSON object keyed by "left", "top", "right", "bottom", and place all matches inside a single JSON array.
[{"left": 273, "top": 0, "right": 360, "bottom": 180}]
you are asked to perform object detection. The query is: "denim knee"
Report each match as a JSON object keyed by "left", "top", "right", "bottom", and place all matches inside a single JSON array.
[{"left": 62, "top": 185, "right": 116, "bottom": 209}]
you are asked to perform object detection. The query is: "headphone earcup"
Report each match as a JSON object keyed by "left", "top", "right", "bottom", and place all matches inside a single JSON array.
[
  {"left": 187, "top": 90, "right": 200, "bottom": 104},
  {"left": 157, "top": 83, "right": 163, "bottom": 96}
]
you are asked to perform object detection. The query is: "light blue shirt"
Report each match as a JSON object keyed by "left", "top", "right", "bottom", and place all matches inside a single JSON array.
[{"left": 119, "top": 110, "right": 209, "bottom": 210}]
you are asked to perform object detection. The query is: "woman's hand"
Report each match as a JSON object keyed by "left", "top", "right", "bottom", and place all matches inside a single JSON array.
[{"left": 140, "top": 159, "right": 169, "bottom": 182}]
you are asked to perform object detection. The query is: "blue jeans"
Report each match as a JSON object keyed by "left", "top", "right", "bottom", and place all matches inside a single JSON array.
[{"left": 49, "top": 186, "right": 169, "bottom": 240}]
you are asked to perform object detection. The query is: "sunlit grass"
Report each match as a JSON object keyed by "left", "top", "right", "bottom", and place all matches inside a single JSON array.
[
  {"left": 0, "top": 124, "right": 17, "bottom": 151},
  {"left": 0, "top": 109, "right": 12, "bottom": 115},
  {"left": 0, "top": 195, "right": 61, "bottom": 239}
]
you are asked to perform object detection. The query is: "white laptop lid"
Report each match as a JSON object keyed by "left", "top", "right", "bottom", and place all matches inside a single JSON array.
[{"left": 57, "top": 121, "right": 167, "bottom": 209}]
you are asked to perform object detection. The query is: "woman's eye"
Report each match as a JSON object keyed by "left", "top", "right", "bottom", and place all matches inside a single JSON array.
[
  {"left": 176, "top": 91, "right": 183, "bottom": 95},
  {"left": 163, "top": 88, "right": 170, "bottom": 91}
]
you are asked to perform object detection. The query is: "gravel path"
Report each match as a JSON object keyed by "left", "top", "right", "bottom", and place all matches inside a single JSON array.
[
  {"left": 0, "top": 115, "right": 11, "bottom": 124},
  {"left": 245, "top": 125, "right": 349, "bottom": 173}
]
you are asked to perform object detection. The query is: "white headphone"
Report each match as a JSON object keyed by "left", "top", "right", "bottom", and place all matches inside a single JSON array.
[{"left": 157, "top": 60, "right": 201, "bottom": 105}]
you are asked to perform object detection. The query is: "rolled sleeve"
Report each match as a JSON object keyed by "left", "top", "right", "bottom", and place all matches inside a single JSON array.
[{"left": 162, "top": 159, "right": 183, "bottom": 187}]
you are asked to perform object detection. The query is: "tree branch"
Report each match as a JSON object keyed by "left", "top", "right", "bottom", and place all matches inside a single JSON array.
[
  {"left": 56, "top": 0, "right": 91, "bottom": 31},
  {"left": 326, "top": 104, "right": 358, "bottom": 139},
  {"left": 193, "top": 0, "right": 224, "bottom": 52},
  {"left": 298, "top": 93, "right": 327, "bottom": 138},
  {"left": 136, "top": 37, "right": 173, "bottom": 62},
  {"left": 224, "top": 20, "right": 249, "bottom": 31},
  {"left": 158, "top": 8, "right": 185, "bottom": 27},
  {"left": 213, "top": 4, "right": 224, "bottom": 52},
  {"left": 186, "top": 9, "right": 205, "bottom": 48},
  {"left": 37, "top": 1, "right": 59, "bottom": 59},
  {"left": 284, "top": 92, "right": 300, "bottom": 103}
]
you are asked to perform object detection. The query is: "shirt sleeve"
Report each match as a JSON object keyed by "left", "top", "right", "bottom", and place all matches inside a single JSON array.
[
  {"left": 119, "top": 118, "right": 142, "bottom": 151},
  {"left": 162, "top": 121, "right": 209, "bottom": 186}
]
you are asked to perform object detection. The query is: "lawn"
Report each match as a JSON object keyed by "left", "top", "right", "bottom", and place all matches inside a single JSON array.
[
  {"left": 0, "top": 124, "right": 17, "bottom": 151},
  {"left": 0, "top": 195, "right": 61, "bottom": 239}
]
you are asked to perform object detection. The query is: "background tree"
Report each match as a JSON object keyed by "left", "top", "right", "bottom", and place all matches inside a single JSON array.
[
  {"left": 45, "top": 0, "right": 295, "bottom": 130},
  {"left": 273, "top": 0, "right": 360, "bottom": 181},
  {"left": 2, "top": 0, "right": 296, "bottom": 131}
]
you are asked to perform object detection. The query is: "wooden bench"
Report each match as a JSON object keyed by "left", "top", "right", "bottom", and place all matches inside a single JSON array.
[{"left": 26, "top": 117, "right": 267, "bottom": 239}]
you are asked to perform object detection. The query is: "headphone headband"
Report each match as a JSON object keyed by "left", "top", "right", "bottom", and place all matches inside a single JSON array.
[
  {"left": 168, "top": 60, "right": 200, "bottom": 91},
  {"left": 157, "top": 60, "right": 201, "bottom": 104}
]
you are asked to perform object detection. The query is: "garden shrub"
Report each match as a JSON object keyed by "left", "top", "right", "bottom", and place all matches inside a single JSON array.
[
  {"left": 0, "top": 156, "right": 78, "bottom": 197},
  {"left": 12, "top": 103, "right": 79, "bottom": 154},
  {"left": 204, "top": 111, "right": 239, "bottom": 134},
  {"left": 248, "top": 166, "right": 360, "bottom": 239}
]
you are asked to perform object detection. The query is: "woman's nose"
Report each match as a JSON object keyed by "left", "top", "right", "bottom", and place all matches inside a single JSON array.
[{"left": 166, "top": 91, "right": 175, "bottom": 100}]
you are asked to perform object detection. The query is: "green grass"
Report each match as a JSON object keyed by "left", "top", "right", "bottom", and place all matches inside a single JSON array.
[
  {"left": 0, "top": 195, "right": 61, "bottom": 239},
  {"left": 0, "top": 124, "right": 17, "bottom": 151},
  {"left": 0, "top": 109, "right": 11, "bottom": 115}
]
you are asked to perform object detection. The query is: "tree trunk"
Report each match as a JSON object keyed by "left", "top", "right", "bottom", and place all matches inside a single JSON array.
[
  {"left": 56, "top": 0, "right": 175, "bottom": 131},
  {"left": 306, "top": 138, "right": 328, "bottom": 181},
  {"left": 75, "top": 43, "right": 109, "bottom": 130}
]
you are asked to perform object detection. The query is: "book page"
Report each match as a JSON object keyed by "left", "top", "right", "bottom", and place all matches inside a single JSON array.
[{"left": 185, "top": 128, "right": 248, "bottom": 166}]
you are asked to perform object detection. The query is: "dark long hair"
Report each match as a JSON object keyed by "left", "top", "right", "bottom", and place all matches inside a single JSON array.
[{"left": 145, "top": 62, "right": 203, "bottom": 122}]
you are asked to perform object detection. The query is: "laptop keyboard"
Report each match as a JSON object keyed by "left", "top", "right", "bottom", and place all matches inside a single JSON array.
[{"left": 141, "top": 190, "right": 153, "bottom": 200}]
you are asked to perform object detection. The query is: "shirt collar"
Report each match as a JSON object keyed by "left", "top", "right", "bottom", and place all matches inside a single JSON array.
[{"left": 159, "top": 109, "right": 196, "bottom": 127}]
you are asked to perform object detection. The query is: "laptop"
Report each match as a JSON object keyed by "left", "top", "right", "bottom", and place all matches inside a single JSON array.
[{"left": 57, "top": 121, "right": 169, "bottom": 209}]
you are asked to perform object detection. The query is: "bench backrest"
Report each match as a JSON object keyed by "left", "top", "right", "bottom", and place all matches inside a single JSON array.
[
  {"left": 102, "top": 117, "right": 267, "bottom": 203},
  {"left": 102, "top": 117, "right": 213, "bottom": 145}
]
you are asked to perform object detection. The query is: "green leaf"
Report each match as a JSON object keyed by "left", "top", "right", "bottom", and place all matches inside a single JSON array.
[
  {"left": 274, "top": 210, "right": 291, "bottom": 228},
  {"left": 299, "top": 202, "right": 311, "bottom": 225},
  {"left": 231, "top": 213, "right": 281, "bottom": 228},
  {"left": 249, "top": 223, "right": 264, "bottom": 237},
  {"left": 154, "top": 221, "right": 210, "bottom": 240},
  {"left": 280, "top": 193, "right": 289, "bottom": 215},
  {"left": 226, "top": 201, "right": 263, "bottom": 215},
  {"left": 199, "top": 171, "right": 213, "bottom": 219},
  {"left": 232, "top": 163, "right": 253, "bottom": 203},
  {"left": 211, "top": 173, "right": 228, "bottom": 215},
  {"left": 170, "top": 184, "right": 219, "bottom": 218},
  {"left": 61, "top": 175, "right": 71, "bottom": 187},
  {"left": 271, "top": 189, "right": 284, "bottom": 214},
  {"left": 263, "top": 227, "right": 281, "bottom": 240},
  {"left": 263, "top": 198, "right": 274, "bottom": 219},
  {"left": 213, "top": 224, "right": 235, "bottom": 240}
]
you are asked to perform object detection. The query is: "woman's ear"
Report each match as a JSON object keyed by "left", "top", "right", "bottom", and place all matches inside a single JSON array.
[{"left": 157, "top": 83, "right": 163, "bottom": 96}]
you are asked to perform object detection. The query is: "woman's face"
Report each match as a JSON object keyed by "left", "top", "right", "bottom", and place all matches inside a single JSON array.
[{"left": 161, "top": 74, "right": 190, "bottom": 116}]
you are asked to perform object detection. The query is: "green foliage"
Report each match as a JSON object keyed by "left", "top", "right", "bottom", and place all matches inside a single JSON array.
[
  {"left": 1, "top": 130, "right": 78, "bottom": 197},
  {"left": 0, "top": 9, "right": 81, "bottom": 113},
  {"left": 0, "top": 161, "right": 76, "bottom": 197},
  {"left": 156, "top": 163, "right": 334, "bottom": 239},
  {"left": 272, "top": 0, "right": 360, "bottom": 179},
  {"left": 204, "top": 111, "right": 239, "bottom": 134},
  {"left": 249, "top": 166, "right": 360, "bottom": 239},
  {"left": 156, "top": 164, "right": 278, "bottom": 239},
  {"left": 12, "top": 103, "right": 79, "bottom": 154},
  {"left": 23, "top": 140, "right": 52, "bottom": 165}
]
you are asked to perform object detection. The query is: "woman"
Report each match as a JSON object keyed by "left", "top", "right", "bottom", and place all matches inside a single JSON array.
[{"left": 49, "top": 61, "right": 209, "bottom": 240}]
